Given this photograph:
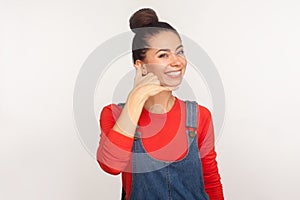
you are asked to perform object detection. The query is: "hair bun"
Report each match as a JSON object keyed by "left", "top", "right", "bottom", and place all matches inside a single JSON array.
[{"left": 129, "top": 8, "right": 159, "bottom": 33}]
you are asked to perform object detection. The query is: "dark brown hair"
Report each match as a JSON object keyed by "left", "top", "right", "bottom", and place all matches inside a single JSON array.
[{"left": 129, "top": 8, "right": 181, "bottom": 63}]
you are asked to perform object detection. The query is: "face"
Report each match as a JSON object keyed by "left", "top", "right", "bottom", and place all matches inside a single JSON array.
[{"left": 139, "top": 31, "right": 187, "bottom": 88}]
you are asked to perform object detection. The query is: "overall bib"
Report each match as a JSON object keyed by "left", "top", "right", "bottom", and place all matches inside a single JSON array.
[{"left": 119, "top": 100, "right": 209, "bottom": 200}]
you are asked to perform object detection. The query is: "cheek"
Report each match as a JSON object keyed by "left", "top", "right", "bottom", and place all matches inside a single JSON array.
[
  {"left": 181, "top": 57, "right": 187, "bottom": 65},
  {"left": 181, "top": 59, "right": 187, "bottom": 71},
  {"left": 146, "top": 64, "right": 165, "bottom": 75}
]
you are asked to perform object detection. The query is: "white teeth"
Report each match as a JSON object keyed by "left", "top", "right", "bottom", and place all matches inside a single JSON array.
[{"left": 166, "top": 71, "right": 180, "bottom": 76}]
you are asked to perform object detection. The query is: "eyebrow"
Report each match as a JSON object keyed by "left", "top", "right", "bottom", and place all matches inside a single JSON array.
[{"left": 154, "top": 44, "right": 184, "bottom": 54}]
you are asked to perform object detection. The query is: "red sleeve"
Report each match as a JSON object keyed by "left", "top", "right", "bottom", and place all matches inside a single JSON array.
[
  {"left": 96, "top": 104, "right": 134, "bottom": 175},
  {"left": 198, "top": 106, "right": 224, "bottom": 200}
]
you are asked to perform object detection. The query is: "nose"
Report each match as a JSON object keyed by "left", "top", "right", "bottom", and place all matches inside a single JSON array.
[{"left": 170, "top": 53, "right": 182, "bottom": 67}]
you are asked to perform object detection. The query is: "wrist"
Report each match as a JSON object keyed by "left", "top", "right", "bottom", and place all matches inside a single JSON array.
[{"left": 128, "top": 87, "right": 148, "bottom": 105}]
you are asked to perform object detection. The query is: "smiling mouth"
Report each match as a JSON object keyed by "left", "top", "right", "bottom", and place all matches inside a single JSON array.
[{"left": 165, "top": 70, "right": 181, "bottom": 77}]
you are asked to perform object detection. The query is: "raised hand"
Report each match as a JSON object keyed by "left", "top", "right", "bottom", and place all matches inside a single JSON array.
[
  {"left": 132, "top": 65, "right": 171, "bottom": 100},
  {"left": 112, "top": 65, "right": 171, "bottom": 137}
]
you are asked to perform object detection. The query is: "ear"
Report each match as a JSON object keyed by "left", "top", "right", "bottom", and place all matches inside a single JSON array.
[
  {"left": 134, "top": 60, "right": 148, "bottom": 75},
  {"left": 134, "top": 59, "right": 143, "bottom": 69}
]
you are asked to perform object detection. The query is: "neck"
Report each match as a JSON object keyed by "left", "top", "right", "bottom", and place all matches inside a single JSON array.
[{"left": 144, "top": 91, "right": 175, "bottom": 114}]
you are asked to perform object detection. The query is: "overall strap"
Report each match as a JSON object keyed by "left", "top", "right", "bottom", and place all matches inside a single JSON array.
[
  {"left": 185, "top": 100, "right": 198, "bottom": 145},
  {"left": 117, "top": 102, "right": 125, "bottom": 109}
]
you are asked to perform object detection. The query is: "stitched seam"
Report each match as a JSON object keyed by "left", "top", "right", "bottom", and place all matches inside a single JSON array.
[{"left": 166, "top": 166, "right": 172, "bottom": 200}]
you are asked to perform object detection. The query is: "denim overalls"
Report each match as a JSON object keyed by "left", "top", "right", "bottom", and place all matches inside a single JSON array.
[{"left": 118, "top": 100, "right": 209, "bottom": 200}]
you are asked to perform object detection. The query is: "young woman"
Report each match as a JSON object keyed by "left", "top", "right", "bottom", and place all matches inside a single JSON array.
[{"left": 97, "top": 8, "right": 224, "bottom": 200}]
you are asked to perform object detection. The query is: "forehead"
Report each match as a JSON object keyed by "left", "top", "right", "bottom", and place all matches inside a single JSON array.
[{"left": 147, "top": 31, "right": 182, "bottom": 50}]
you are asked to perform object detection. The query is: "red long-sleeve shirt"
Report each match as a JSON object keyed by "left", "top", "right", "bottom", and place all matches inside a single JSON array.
[{"left": 97, "top": 97, "right": 224, "bottom": 199}]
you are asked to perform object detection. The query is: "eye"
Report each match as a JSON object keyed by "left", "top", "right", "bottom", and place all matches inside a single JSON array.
[
  {"left": 158, "top": 53, "right": 168, "bottom": 58},
  {"left": 177, "top": 50, "right": 185, "bottom": 55}
]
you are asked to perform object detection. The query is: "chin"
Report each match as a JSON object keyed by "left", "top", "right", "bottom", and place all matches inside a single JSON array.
[{"left": 163, "top": 83, "right": 181, "bottom": 90}]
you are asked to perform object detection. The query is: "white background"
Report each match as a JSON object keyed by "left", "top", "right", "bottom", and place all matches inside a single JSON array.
[{"left": 1, "top": 0, "right": 300, "bottom": 199}]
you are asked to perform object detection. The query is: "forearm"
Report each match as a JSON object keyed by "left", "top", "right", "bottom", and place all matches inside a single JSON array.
[
  {"left": 97, "top": 88, "right": 147, "bottom": 174},
  {"left": 112, "top": 88, "right": 146, "bottom": 138},
  {"left": 97, "top": 70, "right": 170, "bottom": 174}
]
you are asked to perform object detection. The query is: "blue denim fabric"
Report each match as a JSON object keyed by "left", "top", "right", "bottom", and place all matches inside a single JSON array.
[{"left": 126, "top": 101, "right": 209, "bottom": 200}]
